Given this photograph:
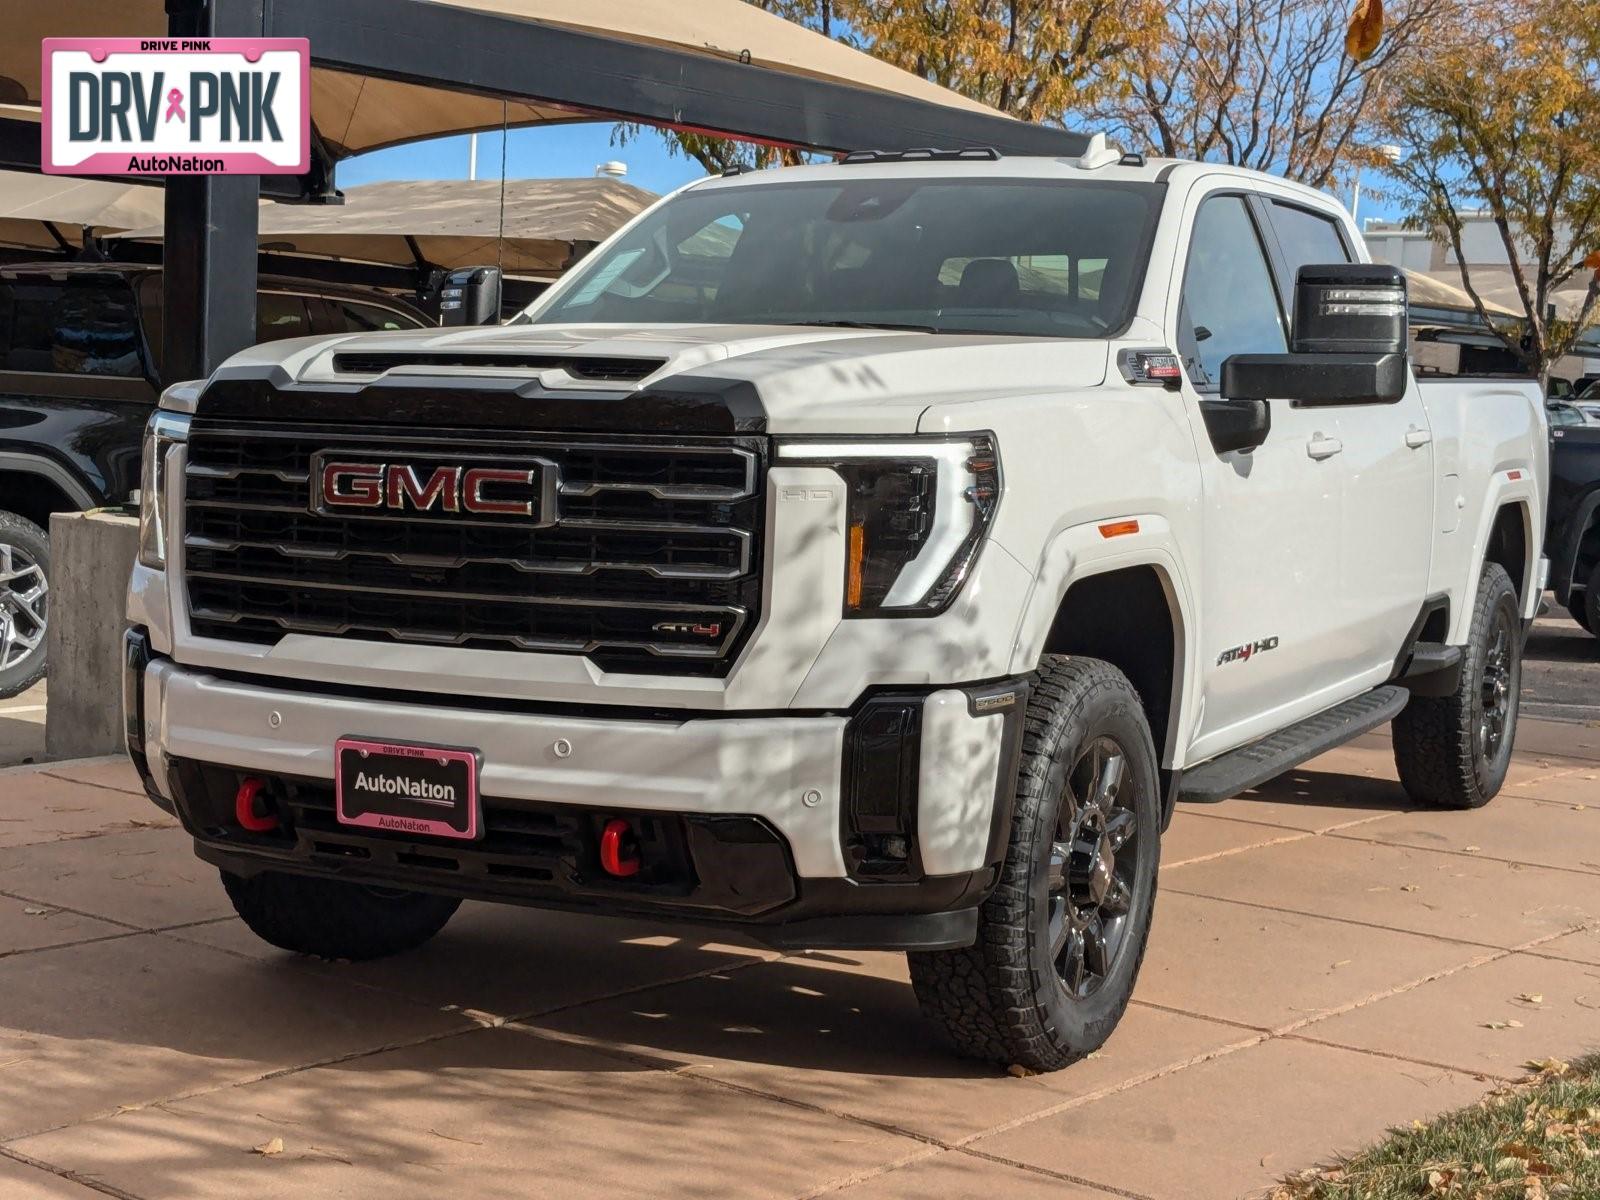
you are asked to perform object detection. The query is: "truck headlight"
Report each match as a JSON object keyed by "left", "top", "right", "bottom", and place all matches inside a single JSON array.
[
  {"left": 138, "top": 411, "right": 191, "bottom": 569},
  {"left": 777, "top": 435, "right": 1000, "bottom": 616}
]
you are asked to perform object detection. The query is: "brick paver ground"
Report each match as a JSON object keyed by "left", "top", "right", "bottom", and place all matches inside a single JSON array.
[{"left": 0, "top": 721, "right": 1595, "bottom": 1199}]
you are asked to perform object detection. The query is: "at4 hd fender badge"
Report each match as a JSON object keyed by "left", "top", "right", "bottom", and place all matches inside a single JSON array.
[{"left": 1217, "top": 636, "right": 1280, "bottom": 666}]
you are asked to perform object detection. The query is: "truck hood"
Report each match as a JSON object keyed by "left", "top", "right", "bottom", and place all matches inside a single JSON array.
[{"left": 200, "top": 322, "right": 1112, "bottom": 435}]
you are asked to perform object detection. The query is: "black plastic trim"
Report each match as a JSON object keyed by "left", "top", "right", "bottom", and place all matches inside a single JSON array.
[
  {"left": 121, "top": 629, "right": 173, "bottom": 814},
  {"left": 194, "top": 371, "right": 769, "bottom": 435}
]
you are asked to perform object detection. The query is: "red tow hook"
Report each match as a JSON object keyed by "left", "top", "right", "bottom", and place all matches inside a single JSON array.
[
  {"left": 235, "top": 776, "right": 280, "bottom": 833},
  {"left": 599, "top": 818, "right": 642, "bottom": 878}
]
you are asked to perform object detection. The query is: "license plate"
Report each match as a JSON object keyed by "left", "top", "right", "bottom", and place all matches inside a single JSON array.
[{"left": 335, "top": 738, "right": 480, "bottom": 841}]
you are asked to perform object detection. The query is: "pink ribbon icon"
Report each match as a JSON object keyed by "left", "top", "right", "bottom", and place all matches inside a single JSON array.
[{"left": 164, "top": 88, "right": 185, "bottom": 123}]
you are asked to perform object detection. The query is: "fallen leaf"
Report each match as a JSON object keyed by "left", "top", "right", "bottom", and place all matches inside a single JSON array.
[
  {"left": 1464, "top": 845, "right": 1482, "bottom": 853},
  {"left": 21, "top": 907, "right": 49, "bottom": 916},
  {"left": 1482, "top": 1019, "right": 1525, "bottom": 1030},
  {"left": 1500, "top": 1142, "right": 1537, "bottom": 1161},
  {"left": 252, "top": 1137, "right": 284, "bottom": 1157},
  {"left": 1402, "top": 884, "right": 1421, "bottom": 892},
  {"left": 1006, "top": 1063, "right": 1038, "bottom": 1078},
  {"left": 1516, "top": 993, "right": 1545, "bottom": 1005},
  {"left": 1525, "top": 1058, "right": 1570, "bottom": 1075}
]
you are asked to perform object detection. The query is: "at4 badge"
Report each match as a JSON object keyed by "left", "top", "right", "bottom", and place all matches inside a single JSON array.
[{"left": 1217, "top": 636, "right": 1280, "bottom": 666}]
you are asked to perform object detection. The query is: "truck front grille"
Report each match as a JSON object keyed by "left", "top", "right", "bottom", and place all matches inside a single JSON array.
[{"left": 181, "top": 421, "right": 765, "bottom": 676}]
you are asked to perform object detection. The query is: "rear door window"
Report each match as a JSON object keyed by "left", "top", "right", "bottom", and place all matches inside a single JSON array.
[
  {"left": 0, "top": 277, "right": 145, "bottom": 376},
  {"left": 1267, "top": 202, "right": 1353, "bottom": 301}
]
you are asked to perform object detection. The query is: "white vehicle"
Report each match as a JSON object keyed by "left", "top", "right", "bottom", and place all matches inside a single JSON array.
[{"left": 127, "top": 143, "right": 1548, "bottom": 1072}]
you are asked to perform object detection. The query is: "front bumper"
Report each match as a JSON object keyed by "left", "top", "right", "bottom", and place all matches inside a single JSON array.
[{"left": 125, "top": 632, "right": 1025, "bottom": 951}]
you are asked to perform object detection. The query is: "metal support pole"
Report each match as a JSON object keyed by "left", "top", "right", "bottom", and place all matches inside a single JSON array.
[{"left": 160, "top": 0, "right": 265, "bottom": 386}]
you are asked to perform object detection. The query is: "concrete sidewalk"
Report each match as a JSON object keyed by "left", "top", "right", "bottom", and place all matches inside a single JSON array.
[{"left": 0, "top": 721, "right": 1595, "bottom": 1200}]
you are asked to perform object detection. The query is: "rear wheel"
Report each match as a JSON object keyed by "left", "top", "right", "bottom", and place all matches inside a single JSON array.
[
  {"left": 1393, "top": 562, "right": 1521, "bottom": 808},
  {"left": 909, "top": 656, "right": 1160, "bottom": 1072},
  {"left": 222, "top": 870, "right": 461, "bottom": 960},
  {"left": 0, "top": 511, "right": 49, "bottom": 700}
]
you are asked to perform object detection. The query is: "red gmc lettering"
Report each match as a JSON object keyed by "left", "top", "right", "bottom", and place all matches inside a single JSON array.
[
  {"left": 386, "top": 465, "right": 461, "bottom": 512},
  {"left": 463, "top": 468, "right": 537, "bottom": 516},
  {"left": 320, "top": 462, "right": 385, "bottom": 508}
]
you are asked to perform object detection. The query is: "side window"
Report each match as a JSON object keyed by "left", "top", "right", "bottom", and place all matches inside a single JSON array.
[
  {"left": 1268, "top": 202, "right": 1352, "bottom": 279},
  {"left": 1178, "top": 196, "right": 1287, "bottom": 388},
  {"left": 331, "top": 299, "right": 421, "bottom": 332},
  {"left": 0, "top": 278, "right": 144, "bottom": 377},
  {"left": 255, "top": 292, "right": 312, "bottom": 343}
]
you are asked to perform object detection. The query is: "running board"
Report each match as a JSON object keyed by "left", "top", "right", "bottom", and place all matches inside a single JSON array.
[{"left": 1178, "top": 685, "right": 1409, "bottom": 804}]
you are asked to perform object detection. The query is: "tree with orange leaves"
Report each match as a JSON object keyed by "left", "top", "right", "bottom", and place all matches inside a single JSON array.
[{"left": 1384, "top": 0, "right": 1600, "bottom": 380}]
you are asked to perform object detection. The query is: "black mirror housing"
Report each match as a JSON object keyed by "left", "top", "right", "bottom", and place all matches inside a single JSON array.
[
  {"left": 1199, "top": 398, "right": 1272, "bottom": 454},
  {"left": 1221, "top": 351, "right": 1409, "bottom": 406},
  {"left": 1292, "top": 262, "right": 1407, "bottom": 354},
  {"left": 439, "top": 266, "right": 504, "bottom": 326},
  {"left": 1217, "top": 263, "right": 1409, "bottom": 409}
]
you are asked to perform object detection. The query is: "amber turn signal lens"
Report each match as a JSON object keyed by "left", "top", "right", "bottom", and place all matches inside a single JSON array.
[
  {"left": 846, "top": 523, "right": 866, "bottom": 608},
  {"left": 1098, "top": 519, "right": 1141, "bottom": 539}
]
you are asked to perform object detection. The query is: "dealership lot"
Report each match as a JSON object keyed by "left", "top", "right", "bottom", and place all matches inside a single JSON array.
[{"left": 0, "top": 715, "right": 1595, "bottom": 1200}]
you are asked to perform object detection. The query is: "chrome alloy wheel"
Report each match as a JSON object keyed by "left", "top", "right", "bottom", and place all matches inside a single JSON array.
[{"left": 0, "top": 541, "right": 47, "bottom": 673}]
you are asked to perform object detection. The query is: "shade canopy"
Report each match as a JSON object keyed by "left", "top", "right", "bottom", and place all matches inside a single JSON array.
[
  {"left": 1417, "top": 267, "right": 1594, "bottom": 324},
  {"left": 113, "top": 176, "right": 658, "bottom": 275},
  {"left": 2, "top": 0, "right": 1020, "bottom": 159},
  {"left": 0, "top": 168, "right": 165, "bottom": 251},
  {"left": 1406, "top": 269, "right": 1521, "bottom": 319}
]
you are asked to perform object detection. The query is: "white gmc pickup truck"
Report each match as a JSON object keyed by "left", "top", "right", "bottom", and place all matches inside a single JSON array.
[{"left": 126, "top": 143, "right": 1548, "bottom": 1072}]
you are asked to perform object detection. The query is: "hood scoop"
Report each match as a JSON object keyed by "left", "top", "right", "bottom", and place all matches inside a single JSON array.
[{"left": 330, "top": 351, "right": 666, "bottom": 383}]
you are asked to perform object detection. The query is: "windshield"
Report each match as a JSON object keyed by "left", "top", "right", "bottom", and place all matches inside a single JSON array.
[{"left": 518, "top": 176, "right": 1165, "bottom": 338}]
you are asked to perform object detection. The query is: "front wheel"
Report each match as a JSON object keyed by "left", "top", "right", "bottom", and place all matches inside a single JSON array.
[
  {"left": 909, "top": 656, "right": 1161, "bottom": 1072},
  {"left": 1393, "top": 562, "right": 1522, "bottom": 808}
]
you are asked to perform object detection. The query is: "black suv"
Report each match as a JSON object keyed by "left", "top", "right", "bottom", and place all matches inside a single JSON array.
[
  {"left": 0, "top": 263, "right": 429, "bottom": 697},
  {"left": 1548, "top": 413, "right": 1600, "bottom": 642}
]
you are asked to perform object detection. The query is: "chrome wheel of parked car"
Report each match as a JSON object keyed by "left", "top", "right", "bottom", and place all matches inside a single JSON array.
[
  {"left": 0, "top": 544, "right": 47, "bottom": 669},
  {"left": 0, "top": 512, "right": 50, "bottom": 699}
]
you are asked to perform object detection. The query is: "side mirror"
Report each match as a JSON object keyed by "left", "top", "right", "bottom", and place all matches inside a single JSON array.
[
  {"left": 1221, "top": 263, "right": 1409, "bottom": 408},
  {"left": 438, "top": 265, "right": 503, "bottom": 326}
]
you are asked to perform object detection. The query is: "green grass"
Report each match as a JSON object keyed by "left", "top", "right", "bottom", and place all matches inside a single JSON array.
[{"left": 1271, "top": 1054, "right": 1600, "bottom": 1199}]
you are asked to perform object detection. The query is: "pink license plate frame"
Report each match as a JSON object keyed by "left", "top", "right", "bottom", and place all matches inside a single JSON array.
[{"left": 335, "top": 738, "right": 480, "bottom": 841}]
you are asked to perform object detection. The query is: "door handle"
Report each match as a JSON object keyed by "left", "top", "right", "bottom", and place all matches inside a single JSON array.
[
  {"left": 1306, "top": 434, "right": 1343, "bottom": 460},
  {"left": 1405, "top": 426, "right": 1433, "bottom": 449}
]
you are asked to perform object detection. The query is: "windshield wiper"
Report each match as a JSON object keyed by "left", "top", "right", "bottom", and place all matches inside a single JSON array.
[{"left": 785, "top": 319, "right": 939, "bottom": 333}]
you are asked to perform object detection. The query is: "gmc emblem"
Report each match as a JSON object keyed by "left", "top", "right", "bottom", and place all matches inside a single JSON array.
[{"left": 312, "top": 455, "right": 558, "bottom": 524}]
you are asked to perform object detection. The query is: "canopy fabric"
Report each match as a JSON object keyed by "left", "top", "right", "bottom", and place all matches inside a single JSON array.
[
  {"left": 113, "top": 176, "right": 658, "bottom": 275},
  {"left": 0, "top": 169, "right": 165, "bottom": 251},
  {"left": 1416, "top": 268, "right": 1587, "bottom": 322},
  {"left": 1, "top": 0, "right": 1004, "bottom": 158}
]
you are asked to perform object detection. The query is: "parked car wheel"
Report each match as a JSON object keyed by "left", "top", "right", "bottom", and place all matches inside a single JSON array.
[
  {"left": 908, "top": 656, "right": 1161, "bottom": 1072},
  {"left": 0, "top": 511, "right": 50, "bottom": 700},
  {"left": 222, "top": 870, "right": 461, "bottom": 960},
  {"left": 1392, "top": 562, "right": 1522, "bottom": 808},
  {"left": 1568, "top": 561, "right": 1600, "bottom": 636}
]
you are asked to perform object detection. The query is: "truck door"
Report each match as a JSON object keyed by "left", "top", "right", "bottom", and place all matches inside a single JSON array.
[
  {"left": 1259, "top": 200, "right": 1434, "bottom": 676},
  {"left": 1174, "top": 192, "right": 1354, "bottom": 762}
]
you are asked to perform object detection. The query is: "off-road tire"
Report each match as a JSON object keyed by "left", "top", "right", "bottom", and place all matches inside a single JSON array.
[
  {"left": 1392, "top": 562, "right": 1521, "bottom": 809},
  {"left": 908, "top": 656, "right": 1161, "bottom": 1072},
  {"left": 0, "top": 511, "right": 50, "bottom": 700},
  {"left": 222, "top": 870, "right": 461, "bottom": 960}
]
